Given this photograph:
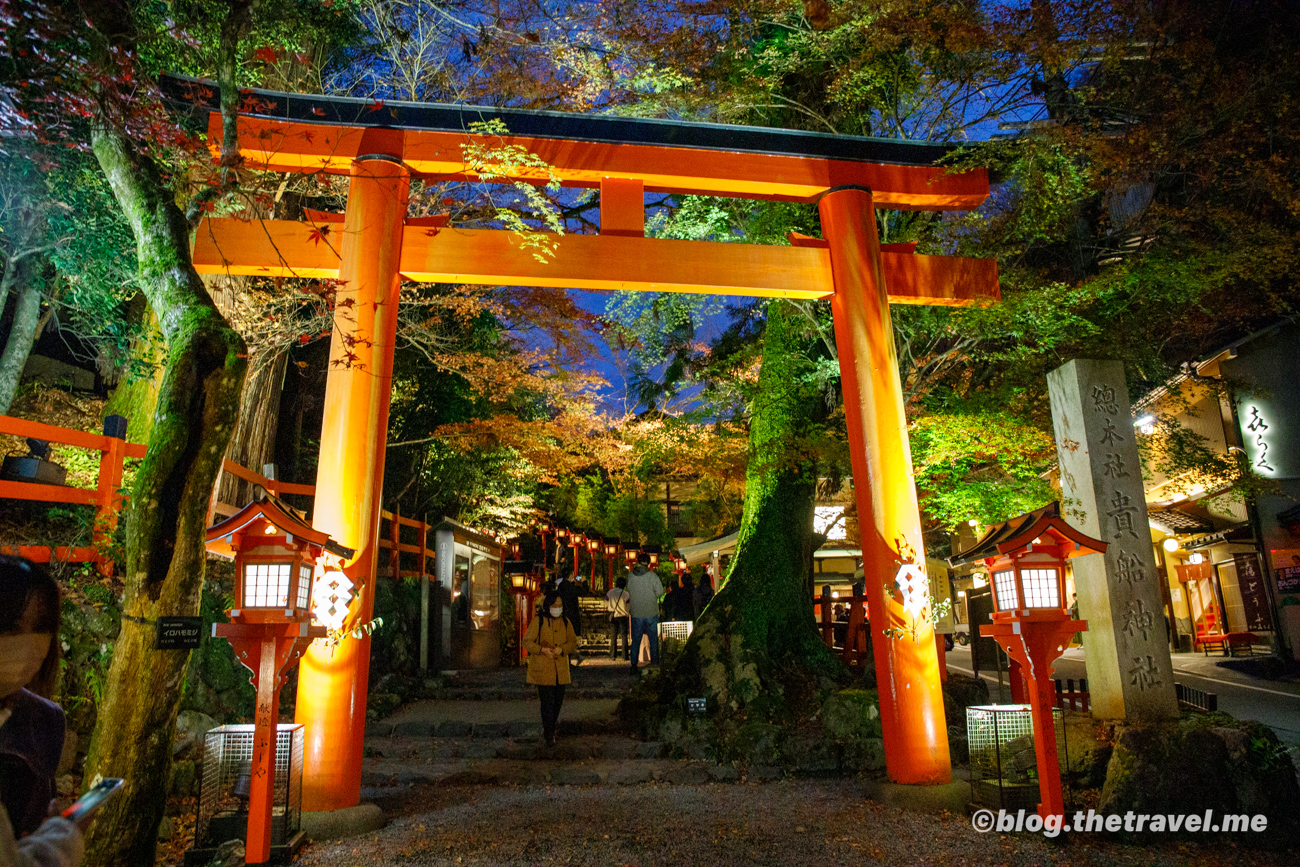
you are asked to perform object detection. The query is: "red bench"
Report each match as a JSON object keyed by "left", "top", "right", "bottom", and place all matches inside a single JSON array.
[{"left": 1198, "top": 632, "right": 1259, "bottom": 657}]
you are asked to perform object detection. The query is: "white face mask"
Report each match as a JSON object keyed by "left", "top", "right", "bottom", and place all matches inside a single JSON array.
[
  {"left": 548, "top": 607, "right": 564, "bottom": 619},
  {"left": 0, "top": 633, "right": 52, "bottom": 699}
]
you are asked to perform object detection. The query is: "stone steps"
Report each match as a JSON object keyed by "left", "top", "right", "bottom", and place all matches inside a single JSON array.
[
  {"left": 367, "top": 716, "right": 623, "bottom": 739},
  {"left": 364, "top": 733, "right": 657, "bottom": 762},
  {"left": 427, "top": 687, "right": 626, "bottom": 702},
  {"left": 361, "top": 757, "right": 740, "bottom": 789},
  {"left": 360, "top": 734, "right": 747, "bottom": 789}
]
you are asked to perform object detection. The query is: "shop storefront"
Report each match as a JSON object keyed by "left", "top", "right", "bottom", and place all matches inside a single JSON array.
[
  {"left": 1136, "top": 318, "right": 1300, "bottom": 659},
  {"left": 432, "top": 518, "right": 505, "bottom": 670}
]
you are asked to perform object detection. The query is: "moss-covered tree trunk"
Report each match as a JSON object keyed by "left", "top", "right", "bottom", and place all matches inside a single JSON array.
[
  {"left": 0, "top": 262, "right": 44, "bottom": 414},
  {"left": 677, "top": 300, "right": 842, "bottom": 713},
  {"left": 80, "top": 124, "right": 247, "bottom": 866},
  {"left": 103, "top": 303, "right": 167, "bottom": 444}
]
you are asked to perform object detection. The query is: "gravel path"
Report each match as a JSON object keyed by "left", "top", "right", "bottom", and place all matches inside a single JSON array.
[{"left": 296, "top": 779, "right": 1287, "bottom": 867}]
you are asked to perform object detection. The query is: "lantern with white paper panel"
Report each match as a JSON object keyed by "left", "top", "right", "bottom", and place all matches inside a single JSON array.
[
  {"left": 203, "top": 494, "right": 351, "bottom": 865},
  {"left": 949, "top": 501, "right": 1105, "bottom": 822}
]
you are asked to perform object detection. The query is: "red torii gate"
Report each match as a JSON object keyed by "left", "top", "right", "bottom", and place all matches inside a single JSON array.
[{"left": 178, "top": 78, "right": 998, "bottom": 810}]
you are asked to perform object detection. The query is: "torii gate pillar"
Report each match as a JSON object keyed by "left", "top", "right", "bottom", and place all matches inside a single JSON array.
[
  {"left": 296, "top": 155, "right": 410, "bottom": 811},
  {"left": 820, "top": 186, "right": 951, "bottom": 784}
]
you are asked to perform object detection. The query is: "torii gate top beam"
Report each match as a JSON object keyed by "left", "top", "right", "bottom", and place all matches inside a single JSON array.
[{"left": 161, "top": 75, "right": 989, "bottom": 210}]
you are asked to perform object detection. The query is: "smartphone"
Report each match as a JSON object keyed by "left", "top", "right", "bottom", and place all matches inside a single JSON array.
[{"left": 61, "top": 778, "right": 124, "bottom": 825}]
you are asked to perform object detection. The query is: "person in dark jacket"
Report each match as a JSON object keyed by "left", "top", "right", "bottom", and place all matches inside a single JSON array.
[
  {"left": 673, "top": 576, "right": 696, "bottom": 622},
  {"left": 0, "top": 556, "right": 68, "bottom": 839},
  {"left": 553, "top": 574, "right": 598, "bottom": 665},
  {"left": 692, "top": 573, "right": 713, "bottom": 618},
  {"left": 660, "top": 580, "right": 677, "bottom": 621}
]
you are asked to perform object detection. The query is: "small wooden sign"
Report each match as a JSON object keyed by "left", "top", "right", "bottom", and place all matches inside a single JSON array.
[{"left": 156, "top": 617, "right": 203, "bottom": 650}]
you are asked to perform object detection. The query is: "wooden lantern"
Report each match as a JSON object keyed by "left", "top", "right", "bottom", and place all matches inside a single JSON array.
[
  {"left": 603, "top": 540, "right": 621, "bottom": 589},
  {"left": 569, "top": 532, "right": 586, "bottom": 579},
  {"left": 504, "top": 559, "right": 538, "bottom": 664},
  {"left": 949, "top": 501, "right": 1106, "bottom": 821},
  {"left": 205, "top": 496, "right": 350, "bottom": 864}
]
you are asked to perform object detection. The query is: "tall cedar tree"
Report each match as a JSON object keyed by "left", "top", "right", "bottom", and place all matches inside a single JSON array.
[{"left": 668, "top": 300, "right": 843, "bottom": 710}]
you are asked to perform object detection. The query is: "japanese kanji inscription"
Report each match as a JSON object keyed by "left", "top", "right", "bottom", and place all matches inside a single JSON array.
[{"left": 1048, "top": 359, "right": 1178, "bottom": 721}]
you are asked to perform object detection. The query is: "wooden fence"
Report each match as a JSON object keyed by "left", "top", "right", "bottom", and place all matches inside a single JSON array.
[
  {"left": 1053, "top": 678, "right": 1090, "bottom": 712},
  {"left": 0, "top": 415, "right": 144, "bottom": 573},
  {"left": 1175, "top": 681, "right": 1219, "bottom": 713},
  {"left": 379, "top": 508, "right": 434, "bottom": 582},
  {"left": 814, "top": 585, "right": 871, "bottom": 668},
  {"left": 2, "top": 413, "right": 315, "bottom": 574}
]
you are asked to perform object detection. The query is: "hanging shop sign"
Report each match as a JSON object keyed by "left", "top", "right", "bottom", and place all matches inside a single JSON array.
[
  {"left": 1271, "top": 550, "right": 1300, "bottom": 594},
  {"left": 1232, "top": 553, "right": 1273, "bottom": 632}
]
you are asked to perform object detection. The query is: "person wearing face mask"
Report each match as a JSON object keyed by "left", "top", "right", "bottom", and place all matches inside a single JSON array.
[
  {"left": 522, "top": 591, "right": 577, "bottom": 747},
  {"left": 0, "top": 556, "right": 84, "bottom": 867}
]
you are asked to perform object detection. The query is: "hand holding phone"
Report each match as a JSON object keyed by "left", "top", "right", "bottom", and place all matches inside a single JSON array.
[{"left": 61, "top": 778, "right": 124, "bottom": 830}]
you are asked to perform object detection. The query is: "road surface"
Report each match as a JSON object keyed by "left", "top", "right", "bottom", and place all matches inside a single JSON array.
[{"left": 945, "top": 644, "right": 1300, "bottom": 747}]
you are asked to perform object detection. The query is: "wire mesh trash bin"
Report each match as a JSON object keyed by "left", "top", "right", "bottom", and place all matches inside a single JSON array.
[
  {"left": 966, "top": 704, "right": 1068, "bottom": 811},
  {"left": 186, "top": 724, "right": 306, "bottom": 865},
  {"left": 657, "top": 620, "right": 693, "bottom": 657}
]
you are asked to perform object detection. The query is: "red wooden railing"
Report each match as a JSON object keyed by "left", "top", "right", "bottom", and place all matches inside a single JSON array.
[
  {"left": 1, "top": 414, "right": 320, "bottom": 574},
  {"left": 1054, "top": 678, "right": 1090, "bottom": 712},
  {"left": 0, "top": 415, "right": 145, "bottom": 573},
  {"left": 815, "top": 585, "right": 871, "bottom": 667},
  {"left": 378, "top": 508, "right": 434, "bottom": 581},
  {"left": 209, "top": 459, "right": 316, "bottom": 520}
]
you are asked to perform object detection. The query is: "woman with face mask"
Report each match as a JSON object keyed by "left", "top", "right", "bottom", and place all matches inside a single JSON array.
[
  {"left": 1, "top": 555, "right": 83, "bottom": 867},
  {"left": 522, "top": 591, "right": 578, "bottom": 747}
]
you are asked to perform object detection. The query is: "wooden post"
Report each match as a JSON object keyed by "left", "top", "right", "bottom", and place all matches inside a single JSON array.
[
  {"left": 94, "top": 415, "right": 128, "bottom": 576},
  {"left": 245, "top": 634, "right": 281, "bottom": 865},
  {"left": 820, "top": 185, "right": 950, "bottom": 784},
  {"left": 935, "top": 633, "right": 948, "bottom": 683},
  {"left": 419, "top": 516, "right": 430, "bottom": 672},
  {"left": 819, "top": 585, "right": 833, "bottom": 649},
  {"left": 389, "top": 506, "right": 400, "bottom": 581},
  {"left": 1008, "top": 657, "right": 1026, "bottom": 703}
]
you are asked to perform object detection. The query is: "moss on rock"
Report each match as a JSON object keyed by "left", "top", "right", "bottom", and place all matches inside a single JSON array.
[{"left": 1098, "top": 712, "right": 1300, "bottom": 848}]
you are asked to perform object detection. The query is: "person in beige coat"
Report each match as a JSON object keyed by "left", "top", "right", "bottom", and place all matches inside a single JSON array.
[{"left": 523, "top": 591, "right": 578, "bottom": 746}]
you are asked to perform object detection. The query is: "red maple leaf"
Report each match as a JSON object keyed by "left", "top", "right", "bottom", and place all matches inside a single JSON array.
[{"left": 253, "top": 46, "right": 278, "bottom": 64}]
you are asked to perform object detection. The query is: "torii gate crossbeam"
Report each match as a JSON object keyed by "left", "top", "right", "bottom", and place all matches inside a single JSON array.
[{"left": 177, "top": 77, "right": 998, "bottom": 812}]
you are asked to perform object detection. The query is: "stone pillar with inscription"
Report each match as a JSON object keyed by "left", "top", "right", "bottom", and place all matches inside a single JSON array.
[{"left": 1048, "top": 359, "right": 1179, "bottom": 721}]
